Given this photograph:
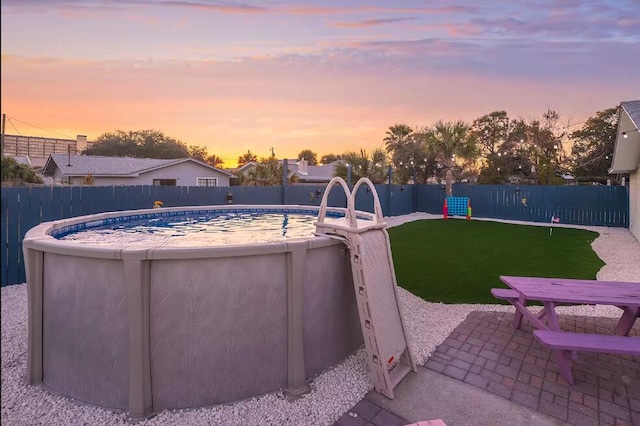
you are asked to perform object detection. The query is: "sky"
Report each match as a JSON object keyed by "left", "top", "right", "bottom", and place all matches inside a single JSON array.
[{"left": 1, "top": 0, "right": 639, "bottom": 166}]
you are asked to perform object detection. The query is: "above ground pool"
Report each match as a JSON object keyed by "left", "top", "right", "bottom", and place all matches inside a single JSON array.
[
  {"left": 22, "top": 205, "right": 370, "bottom": 419},
  {"left": 54, "top": 210, "right": 323, "bottom": 248}
]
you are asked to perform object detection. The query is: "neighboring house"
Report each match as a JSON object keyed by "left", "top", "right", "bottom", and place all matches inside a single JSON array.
[
  {"left": 9, "top": 155, "right": 33, "bottom": 167},
  {"left": 609, "top": 100, "right": 640, "bottom": 241},
  {"left": 292, "top": 159, "right": 337, "bottom": 184},
  {"left": 229, "top": 159, "right": 337, "bottom": 184},
  {"left": 42, "top": 154, "right": 235, "bottom": 187},
  {"left": 227, "top": 161, "right": 258, "bottom": 176}
]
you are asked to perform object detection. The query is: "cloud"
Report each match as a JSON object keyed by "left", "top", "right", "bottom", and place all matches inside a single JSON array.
[
  {"left": 1, "top": 0, "right": 268, "bottom": 14},
  {"left": 138, "top": 1, "right": 267, "bottom": 14},
  {"left": 469, "top": 15, "right": 640, "bottom": 40},
  {"left": 267, "top": 4, "right": 477, "bottom": 16},
  {"left": 1, "top": 0, "right": 476, "bottom": 16},
  {"left": 333, "top": 17, "right": 417, "bottom": 28}
]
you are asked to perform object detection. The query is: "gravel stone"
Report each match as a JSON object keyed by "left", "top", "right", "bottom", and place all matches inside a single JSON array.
[{"left": 2, "top": 213, "right": 638, "bottom": 425}]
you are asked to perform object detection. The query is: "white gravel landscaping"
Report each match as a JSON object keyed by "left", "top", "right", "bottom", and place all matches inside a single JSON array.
[{"left": 2, "top": 214, "right": 639, "bottom": 426}]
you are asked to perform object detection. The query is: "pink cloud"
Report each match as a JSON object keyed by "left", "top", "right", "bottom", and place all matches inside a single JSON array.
[
  {"left": 2, "top": 1, "right": 476, "bottom": 16},
  {"left": 333, "top": 17, "right": 417, "bottom": 29}
]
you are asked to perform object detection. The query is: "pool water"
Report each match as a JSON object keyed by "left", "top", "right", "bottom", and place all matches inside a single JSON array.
[{"left": 58, "top": 212, "right": 319, "bottom": 248}]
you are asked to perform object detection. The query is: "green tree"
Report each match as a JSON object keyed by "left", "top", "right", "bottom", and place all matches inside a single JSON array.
[
  {"left": 205, "top": 154, "right": 224, "bottom": 168},
  {"left": 570, "top": 107, "right": 618, "bottom": 178},
  {"left": 188, "top": 145, "right": 208, "bottom": 162},
  {"left": 238, "top": 150, "right": 258, "bottom": 166},
  {"left": 423, "top": 120, "right": 478, "bottom": 195},
  {"left": 297, "top": 149, "right": 318, "bottom": 165},
  {"left": 473, "top": 113, "right": 533, "bottom": 184},
  {"left": 1, "top": 156, "right": 43, "bottom": 184},
  {"left": 83, "top": 130, "right": 189, "bottom": 158},
  {"left": 187, "top": 145, "right": 224, "bottom": 168},
  {"left": 471, "top": 111, "right": 510, "bottom": 158},
  {"left": 320, "top": 153, "right": 342, "bottom": 164},
  {"left": 520, "top": 110, "right": 567, "bottom": 185}
]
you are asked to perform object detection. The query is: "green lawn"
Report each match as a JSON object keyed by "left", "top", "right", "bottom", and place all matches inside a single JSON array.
[{"left": 388, "top": 219, "right": 604, "bottom": 304}]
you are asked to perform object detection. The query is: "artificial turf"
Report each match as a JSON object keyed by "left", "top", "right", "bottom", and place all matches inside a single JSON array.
[{"left": 388, "top": 219, "right": 604, "bottom": 304}]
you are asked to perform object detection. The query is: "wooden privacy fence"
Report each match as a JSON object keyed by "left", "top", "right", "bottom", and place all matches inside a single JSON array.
[
  {"left": 0, "top": 184, "right": 415, "bottom": 286},
  {"left": 0, "top": 184, "right": 629, "bottom": 287},
  {"left": 417, "top": 184, "right": 629, "bottom": 227}
]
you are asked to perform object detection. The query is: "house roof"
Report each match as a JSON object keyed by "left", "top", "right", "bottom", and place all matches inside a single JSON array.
[
  {"left": 610, "top": 100, "right": 640, "bottom": 173},
  {"left": 10, "top": 156, "right": 32, "bottom": 166},
  {"left": 43, "top": 154, "right": 235, "bottom": 177},
  {"left": 228, "top": 161, "right": 258, "bottom": 174},
  {"left": 296, "top": 164, "right": 337, "bottom": 182},
  {"left": 228, "top": 159, "right": 336, "bottom": 182}
]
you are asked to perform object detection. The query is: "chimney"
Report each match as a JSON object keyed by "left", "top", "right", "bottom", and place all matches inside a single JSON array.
[
  {"left": 298, "top": 159, "right": 308, "bottom": 174},
  {"left": 76, "top": 135, "right": 87, "bottom": 154}
]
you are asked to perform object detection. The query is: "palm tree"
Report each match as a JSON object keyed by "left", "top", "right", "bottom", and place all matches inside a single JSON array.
[
  {"left": 383, "top": 124, "right": 414, "bottom": 154},
  {"left": 1, "top": 156, "right": 43, "bottom": 184},
  {"left": 423, "top": 120, "right": 477, "bottom": 196},
  {"left": 244, "top": 157, "right": 281, "bottom": 186},
  {"left": 333, "top": 148, "right": 390, "bottom": 184},
  {"left": 238, "top": 150, "right": 257, "bottom": 166},
  {"left": 242, "top": 157, "right": 297, "bottom": 186}
]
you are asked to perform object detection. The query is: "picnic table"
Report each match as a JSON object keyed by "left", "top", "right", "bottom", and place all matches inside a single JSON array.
[{"left": 491, "top": 276, "right": 640, "bottom": 385}]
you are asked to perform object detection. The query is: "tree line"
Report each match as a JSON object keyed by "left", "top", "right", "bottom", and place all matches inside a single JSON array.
[
  {"left": 285, "top": 106, "right": 621, "bottom": 194},
  {"left": 311, "top": 107, "right": 616, "bottom": 190},
  {"left": 378, "top": 107, "right": 620, "bottom": 190},
  {"left": 81, "top": 130, "right": 225, "bottom": 168},
  {"left": 2, "top": 105, "right": 615, "bottom": 188}
]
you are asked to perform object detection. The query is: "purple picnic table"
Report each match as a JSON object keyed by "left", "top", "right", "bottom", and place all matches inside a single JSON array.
[
  {"left": 499, "top": 276, "right": 640, "bottom": 335},
  {"left": 496, "top": 276, "right": 640, "bottom": 384}
]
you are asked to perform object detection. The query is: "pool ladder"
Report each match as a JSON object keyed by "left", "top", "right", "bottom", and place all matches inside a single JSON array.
[{"left": 315, "top": 177, "right": 417, "bottom": 399}]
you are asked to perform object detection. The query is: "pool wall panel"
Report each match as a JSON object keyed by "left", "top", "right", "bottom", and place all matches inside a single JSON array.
[
  {"left": 303, "top": 245, "right": 363, "bottom": 377},
  {"left": 42, "top": 253, "right": 129, "bottom": 410},
  {"left": 148, "top": 254, "right": 289, "bottom": 410}
]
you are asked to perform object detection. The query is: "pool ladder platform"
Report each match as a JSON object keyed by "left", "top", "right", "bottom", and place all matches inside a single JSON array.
[{"left": 315, "top": 177, "right": 417, "bottom": 399}]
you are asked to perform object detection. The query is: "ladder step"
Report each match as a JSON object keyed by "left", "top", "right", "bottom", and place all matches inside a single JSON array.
[{"left": 389, "top": 363, "right": 412, "bottom": 389}]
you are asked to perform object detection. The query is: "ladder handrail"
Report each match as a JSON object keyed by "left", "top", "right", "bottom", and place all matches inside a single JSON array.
[
  {"left": 351, "top": 178, "right": 384, "bottom": 224},
  {"left": 317, "top": 177, "right": 357, "bottom": 228}
]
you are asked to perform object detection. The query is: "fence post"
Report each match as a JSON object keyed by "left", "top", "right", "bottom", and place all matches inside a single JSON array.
[
  {"left": 387, "top": 165, "right": 392, "bottom": 217},
  {"left": 412, "top": 168, "right": 417, "bottom": 213},
  {"left": 282, "top": 159, "right": 288, "bottom": 205}
]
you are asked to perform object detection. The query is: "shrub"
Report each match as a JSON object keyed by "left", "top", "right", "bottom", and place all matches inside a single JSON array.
[{"left": 1, "top": 156, "right": 43, "bottom": 185}]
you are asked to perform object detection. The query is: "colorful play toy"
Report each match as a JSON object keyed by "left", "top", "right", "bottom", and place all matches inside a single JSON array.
[{"left": 444, "top": 196, "right": 471, "bottom": 220}]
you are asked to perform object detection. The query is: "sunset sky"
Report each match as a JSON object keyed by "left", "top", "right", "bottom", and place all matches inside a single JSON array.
[{"left": 1, "top": 0, "right": 638, "bottom": 166}]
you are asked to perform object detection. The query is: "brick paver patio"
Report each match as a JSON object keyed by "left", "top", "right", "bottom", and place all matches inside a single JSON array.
[
  {"left": 426, "top": 311, "right": 640, "bottom": 426},
  {"left": 333, "top": 398, "right": 409, "bottom": 426}
]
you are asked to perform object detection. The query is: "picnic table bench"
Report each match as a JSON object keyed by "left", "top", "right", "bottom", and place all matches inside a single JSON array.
[{"left": 491, "top": 276, "right": 640, "bottom": 385}]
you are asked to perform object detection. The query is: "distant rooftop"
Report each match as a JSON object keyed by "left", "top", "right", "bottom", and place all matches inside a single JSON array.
[{"left": 43, "top": 154, "right": 234, "bottom": 177}]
